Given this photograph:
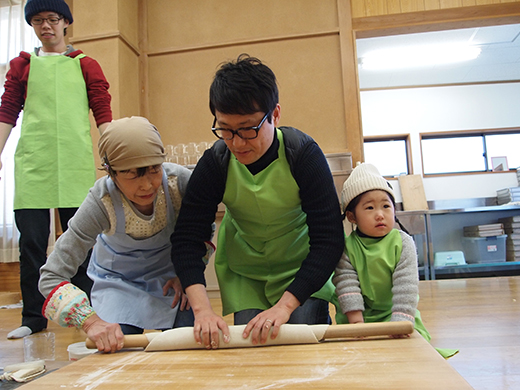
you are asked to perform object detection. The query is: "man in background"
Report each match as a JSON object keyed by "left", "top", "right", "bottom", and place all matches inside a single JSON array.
[{"left": 0, "top": 0, "right": 112, "bottom": 339}]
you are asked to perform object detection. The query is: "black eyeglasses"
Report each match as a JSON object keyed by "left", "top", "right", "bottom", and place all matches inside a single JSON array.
[
  {"left": 211, "top": 112, "right": 270, "bottom": 140},
  {"left": 31, "top": 16, "right": 63, "bottom": 25}
]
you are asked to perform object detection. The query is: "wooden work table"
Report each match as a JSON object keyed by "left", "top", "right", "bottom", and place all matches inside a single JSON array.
[{"left": 18, "top": 332, "right": 471, "bottom": 389}]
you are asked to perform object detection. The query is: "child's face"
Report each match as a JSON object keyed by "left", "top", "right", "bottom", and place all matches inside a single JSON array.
[
  {"left": 113, "top": 165, "right": 163, "bottom": 215},
  {"left": 347, "top": 190, "right": 395, "bottom": 237}
]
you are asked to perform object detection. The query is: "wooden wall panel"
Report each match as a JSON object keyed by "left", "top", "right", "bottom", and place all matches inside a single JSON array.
[
  {"left": 118, "top": 40, "right": 140, "bottom": 119},
  {"left": 67, "top": 37, "right": 120, "bottom": 177},
  {"left": 71, "top": 0, "right": 119, "bottom": 38},
  {"left": 351, "top": 0, "right": 367, "bottom": 16},
  {"left": 401, "top": 0, "right": 426, "bottom": 12},
  {"left": 147, "top": 51, "right": 216, "bottom": 147},
  {"left": 74, "top": 39, "right": 120, "bottom": 116},
  {"left": 365, "top": 0, "right": 388, "bottom": 16},
  {"left": 147, "top": 35, "right": 348, "bottom": 153},
  {"left": 117, "top": 0, "right": 139, "bottom": 50},
  {"left": 440, "top": 0, "right": 463, "bottom": 8},
  {"left": 146, "top": 0, "right": 339, "bottom": 53},
  {"left": 387, "top": 0, "right": 403, "bottom": 14},
  {"left": 424, "top": 0, "right": 442, "bottom": 10}
]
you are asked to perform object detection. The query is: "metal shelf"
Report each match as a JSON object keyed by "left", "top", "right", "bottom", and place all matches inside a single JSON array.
[
  {"left": 433, "top": 261, "right": 520, "bottom": 276},
  {"left": 397, "top": 202, "right": 520, "bottom": 280}
]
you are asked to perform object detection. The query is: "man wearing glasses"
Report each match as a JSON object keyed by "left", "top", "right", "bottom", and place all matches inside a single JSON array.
[
  {"left": 171, "top": 54, "right": 344, "bottom": 349},
  {"left": 0, "top": 0, "right": 112, "bottom": 339}
]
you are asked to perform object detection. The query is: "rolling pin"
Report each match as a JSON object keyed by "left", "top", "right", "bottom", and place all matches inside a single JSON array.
[{"left": 86, "top": 321, "right": 413, "bottom": 352}]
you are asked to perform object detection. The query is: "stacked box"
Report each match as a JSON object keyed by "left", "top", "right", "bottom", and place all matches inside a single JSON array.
[
  {"left": 496, "top": 187, "right": 520, "bottom": 205},
  {"left": 499, "top": 215, "right": 520, "bottom": 262},
  {"left": 463, "top": 223, "right": 504, "bottom": 237}
]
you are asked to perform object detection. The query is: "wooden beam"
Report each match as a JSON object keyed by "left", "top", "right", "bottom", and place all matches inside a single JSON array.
[
  {"left": 353, "top": 2, "right": 520, "bottom": 38},
  {"left": 138, "top": 0, "right": 149, "bottom": 118},
  {"left": 337, "top": 0, "right": 365, "bottom": 165}
]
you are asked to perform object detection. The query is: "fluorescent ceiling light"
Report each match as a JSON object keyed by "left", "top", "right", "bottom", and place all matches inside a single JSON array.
[{"left": 360, "top": 44, "right": 481, "bottom": 70}]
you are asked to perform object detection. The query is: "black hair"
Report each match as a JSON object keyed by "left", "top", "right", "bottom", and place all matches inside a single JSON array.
[
  {"left": 56, "top": 13, "right": 68, "bottom": 36},
  {"left": 116, "top": 167, "right": 149, "bottom": 177},
  {"left": 99, "top": 153, "right": 157, "bottom": 179},
  {"left": 209, "top": 54, "right": 278, "bottom": 123},
  {"left": 342, "top": 190, "right": 410, "bottom": 235}
]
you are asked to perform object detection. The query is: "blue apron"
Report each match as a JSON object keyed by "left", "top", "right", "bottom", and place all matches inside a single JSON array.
[{"left": 87, "top": 171, "right": 179, "bottom": 329}]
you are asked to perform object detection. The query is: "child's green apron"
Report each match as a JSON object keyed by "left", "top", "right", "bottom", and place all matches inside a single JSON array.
[
  {"left": 14, "top": 53, "right": 94, "bottom": 209},
  {"left": 215, "top": 129, "right": 334, "bottom": 316},
  {"left": 343, "top": 230, "right": 458, "bottom": 358}
]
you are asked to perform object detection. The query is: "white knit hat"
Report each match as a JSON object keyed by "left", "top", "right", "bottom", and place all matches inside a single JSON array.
[{"left": 341, "top": 163, "right": 394, "bottom": 211}]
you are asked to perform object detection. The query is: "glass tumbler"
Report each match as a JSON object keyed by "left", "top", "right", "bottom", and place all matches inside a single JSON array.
[{"left": 24, "top": 332, "right": 55, "bottom": 362}]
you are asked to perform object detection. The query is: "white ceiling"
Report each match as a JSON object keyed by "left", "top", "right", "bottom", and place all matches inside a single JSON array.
[{"left": 356, "top": 23, "right": 520, "bottom": 89}]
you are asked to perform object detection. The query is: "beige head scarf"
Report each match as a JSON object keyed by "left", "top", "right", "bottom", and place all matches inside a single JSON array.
[{"left": 98, "top": 116, "right": 166, "bottom": 171}]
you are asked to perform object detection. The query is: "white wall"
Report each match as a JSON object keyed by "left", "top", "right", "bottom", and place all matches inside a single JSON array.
[{"left": 360, "top": 82, "right": 520, "bottom": 201}]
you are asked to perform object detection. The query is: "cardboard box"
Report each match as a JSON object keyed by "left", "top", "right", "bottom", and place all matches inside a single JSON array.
[{"left": 325, "top": 153, "right": 352, "bottom": 174}]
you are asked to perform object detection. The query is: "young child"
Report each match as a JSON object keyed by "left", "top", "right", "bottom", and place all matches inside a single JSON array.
[
  {"left": 39, "top": 116, "right": 212, "bottom": 353},
  {"left": 333, "top": 163, "right": 457, "bottom": 358}
]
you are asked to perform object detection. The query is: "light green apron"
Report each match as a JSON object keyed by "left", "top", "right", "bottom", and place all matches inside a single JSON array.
[
  {"left": 344, "top": 230, "right": 458, "bottom": 358},
  {"left": 215, "top": 129, "right": 334, "bottom": 316},
  {"left": 346, "top": 230, "right": 410, "bottom": 322},
  {"left": 14, "top": 53, "right": 95, "bottom": 209}
]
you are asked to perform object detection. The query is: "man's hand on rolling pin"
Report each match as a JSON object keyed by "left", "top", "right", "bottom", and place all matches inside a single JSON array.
[
  {"left": 193, "top": 308, "right": 230, "bottom": 349},
  {"left": 243, "top": 291, "right": 299, "bottom": 345},
  {"left": 82, "top": 314, "right": 125, "bottom": 353},
  {"left": 186, "top": 283, "right": 229, "bottom": 349}
]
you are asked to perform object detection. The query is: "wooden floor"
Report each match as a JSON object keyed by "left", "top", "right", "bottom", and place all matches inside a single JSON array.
[{"left": 1, "top": 276, "right": 519, "bottom": 389}]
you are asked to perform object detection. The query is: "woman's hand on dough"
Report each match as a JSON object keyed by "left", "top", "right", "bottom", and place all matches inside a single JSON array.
[{"left": 82, "top": 314, "right": 125, "bottom": 353}]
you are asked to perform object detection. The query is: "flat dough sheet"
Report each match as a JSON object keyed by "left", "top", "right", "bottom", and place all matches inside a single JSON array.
[{"left": 145, "top": 324, "right": 329, "bottom": 351}]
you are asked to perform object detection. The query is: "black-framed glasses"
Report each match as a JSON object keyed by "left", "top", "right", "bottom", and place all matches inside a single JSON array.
[
  {"left": 31, "top": 16, "right": 63, "bottom": 25},
  {"left": 211, "top": 112, "right": 270, "bottom": 140}
]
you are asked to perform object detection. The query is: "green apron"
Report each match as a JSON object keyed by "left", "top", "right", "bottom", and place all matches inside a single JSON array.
[
  {"left": 345, "top": 230, "right": 428, "bottom": 328},
  {"left": 14, "top": 53, "right": 95, "bottom": 209},
  {"left": 344, "top": 230, "right": 458, "bottom": 358},
  {"left": 215, "top": 129, "right": 334, "bottom": 316}
]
